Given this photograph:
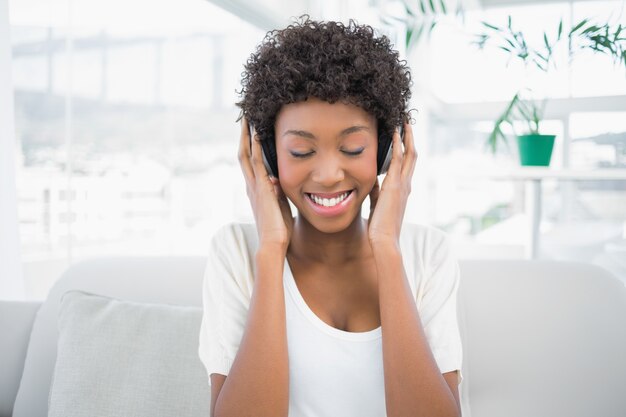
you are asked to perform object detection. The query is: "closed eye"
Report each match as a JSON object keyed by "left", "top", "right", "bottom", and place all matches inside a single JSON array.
[
  {"left": 343, "top": 149, "right": 364, "bottom": 156},
  {"left": 290, "top": 152, "right": 313, "bottom": 159},
  {"left": 289, "top": 149, "right": 364, "bottom": 159}
]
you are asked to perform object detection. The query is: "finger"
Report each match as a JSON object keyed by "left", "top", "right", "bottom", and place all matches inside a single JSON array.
[
  {"left": 387, "top": 126, "right": 404, "bottom": 177},
  {"left": 401, "top": 121, "right": 418, "bottom": 179},
  {"left": 272, "top": 177, "right": 292, "bottom": 215},
  {"left": 369, "top": 178, "right": 380, "bottom": 211},
  {"left": 239, "top": 116, "right": 251, "bottom": 157},
  {"left": 249, "top": 127, "right": 269, "bottom": 180},
  {"left": 270, "top": 176, "right": 282, "bottom": 197},
  {"left": 238, "top": 117, "right": 255, "bottom": 187}
]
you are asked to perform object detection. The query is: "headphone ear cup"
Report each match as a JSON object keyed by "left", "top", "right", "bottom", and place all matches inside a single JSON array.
[
  {"left": 379, "top": 144, "right": 393, "bottom": 175},
  {"left": 261, "top": 135, "right": 279, "bottom": 178},
  {"left": 377, "top": 124, "right": 405, "bottom": 175},
  {"left": 377, "top": 132, "right": 393, "bottom": 175}
]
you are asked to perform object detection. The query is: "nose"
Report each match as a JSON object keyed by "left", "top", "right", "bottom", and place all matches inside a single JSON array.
[{"left": 311, "top": 153, "right": 345, "bottom": 186}]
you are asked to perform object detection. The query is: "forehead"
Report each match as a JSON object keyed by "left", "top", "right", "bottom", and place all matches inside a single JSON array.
[{"left": 275, "top": 97, "right": 376, "bottom": 132}]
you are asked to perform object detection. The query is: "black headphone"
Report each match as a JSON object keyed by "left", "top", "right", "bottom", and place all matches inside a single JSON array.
[{"left": 249, "top": 121, "right": 404, "bottom": 178}]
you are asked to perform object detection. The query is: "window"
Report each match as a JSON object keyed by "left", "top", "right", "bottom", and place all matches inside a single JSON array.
[
  {"left": 417, "top": 0, "right": 626, "bottom": 269},
  {"left": 10, "top": 0, "right": 264, "bottom": 298}
]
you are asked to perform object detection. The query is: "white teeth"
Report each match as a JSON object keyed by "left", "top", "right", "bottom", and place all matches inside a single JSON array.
[{"left": 309, "top": 191, "right": 350, "bottom": 207}]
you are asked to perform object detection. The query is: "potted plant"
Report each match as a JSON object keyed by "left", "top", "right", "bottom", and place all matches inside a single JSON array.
[{"left": 474, "top": 16, "right": 625, "bottom": 166}]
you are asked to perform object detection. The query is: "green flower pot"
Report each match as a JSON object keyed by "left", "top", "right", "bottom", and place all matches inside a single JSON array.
[{"left": 516, "top": 134, "right": 556, "bottom": 166}]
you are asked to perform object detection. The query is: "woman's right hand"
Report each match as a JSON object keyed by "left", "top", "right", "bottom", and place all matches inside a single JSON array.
[{"left": 238, "top": 116, "right": 294, "bottom": 249}]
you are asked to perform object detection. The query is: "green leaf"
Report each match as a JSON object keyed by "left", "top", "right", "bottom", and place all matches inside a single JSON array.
[
  {"left": 414, "top": 23, "right": 425, "bottom": 45},
  {"left": 487, "top": 93, "right": 520, "bottom": 154},
  {"left": 382, "top": 15, "right": 392, "bottom": 24},
  {"left": 614, "top": 24, "right": 623, "bottom": 42},
  {"left": 486, "top": 119, "right": 509, "bottom": 154},
  {"left": 499, "top": 46, "right": 512, "bottom": 52},
  {"left": 520, "top": 33, "right": 528, "bottom": 49},
  {"left": 405, "top": 26, "right": 412, "bottom": 49},
  {"left": 482, "top": 21, "right": 501, "bottom": 31},
  {"left": 486, "top": 127, "right": 501, "bottom": 154},
  {"left": 404, "top": 2, "right": 414, "bottom": 17},
  {"left": 582, "top": 25, "right": 600, "bottom": 35},
  {"left": 430, "top": 19, "right": 438, "bottom": 33},
  {"left": 473, "top": 35, "right": 488, "bottom": 49},
  {"left": 428, "top": 0, "right": 436, "bottom": 13},
  {"left": 455, "top": 2, "right": 464, "bottom": 18},
  {"left": 384, "top": 15, "right": 406, "bottom": 23},
  {"left": 515, "top": 98, "right": 532, "bottom": 121},
  {"left": 419, "top": 0, "right": 427, "bottom": 14},
  {"left": 439, "top": 0, "right": 447, "bottom": 14},
  {"left": 532, "top": 59, "right": 547, "bottom": 71},
  {"left": 530, "top": 102, "right": 543, "bottom": 133},
  {"left": 505, "top": 37, "right": 517, "bottom": 49},
  {"left": 543, "top": 32, "right": 551, "bottom": 54},
  {"left": 557, "top": 19, "right": 563, "bottom": 40},
  {"left": 570, "top": 18, "right": 589, "bottom": 35}
]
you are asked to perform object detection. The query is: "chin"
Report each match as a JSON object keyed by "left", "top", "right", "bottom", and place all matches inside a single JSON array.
[{"left": 308, "top": 218, "right": 356, "bottom": 234}]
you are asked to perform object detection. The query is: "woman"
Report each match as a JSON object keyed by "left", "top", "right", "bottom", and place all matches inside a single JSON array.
[{"left": 198, "top": 16, "right": 463, "bottom": 417}]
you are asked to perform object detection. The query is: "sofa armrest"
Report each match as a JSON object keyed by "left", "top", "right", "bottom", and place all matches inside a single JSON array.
[{"left": 0, "top": 300, "right": 42, "bottom": 417}]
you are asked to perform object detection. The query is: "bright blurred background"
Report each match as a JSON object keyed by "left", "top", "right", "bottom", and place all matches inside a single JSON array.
[{"left": 1, "top": 0, "right": 625, "bottom": 300}]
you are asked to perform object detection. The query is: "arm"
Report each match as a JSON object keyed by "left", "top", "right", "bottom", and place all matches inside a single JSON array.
[
  {"left": 212, "top": 243, "right": 290, "bottom": 417},
  {"left": 374, "top": 241, "right": 461, "bottom": 417},
  {"left": 210, "top": 374, "right": 226, "bottom": 417}
]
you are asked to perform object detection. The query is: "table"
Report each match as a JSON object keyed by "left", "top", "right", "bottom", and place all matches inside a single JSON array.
[{"left": 425, "top": 166, "right": 626, "bottom": 259}]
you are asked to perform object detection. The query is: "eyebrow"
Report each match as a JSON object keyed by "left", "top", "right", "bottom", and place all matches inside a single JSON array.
[{"left": 282, "top": 125, "right": 371, "bottom": 140}]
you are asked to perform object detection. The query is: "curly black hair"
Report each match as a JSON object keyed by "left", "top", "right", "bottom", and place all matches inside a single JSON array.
[{"left": 236, "top": 15, "right": 413, "bottom": 149}]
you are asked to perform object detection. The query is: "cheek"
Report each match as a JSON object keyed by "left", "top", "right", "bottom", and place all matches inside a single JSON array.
[
  {"left": 352, "top": 147, "right": 378, "bottom": 184},
  {"left": 362, "top": 150, "right": 379, "bottom": 191},
  {"left": 276, "top": 157, "right": 303, "bottom": 193},
  {"left": 364, "top": 148, "right": 378, "bottom": 175}
]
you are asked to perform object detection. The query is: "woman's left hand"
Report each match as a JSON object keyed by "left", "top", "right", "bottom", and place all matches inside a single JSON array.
[{"left": 367, "top": 121, "right": 417, "bottom": 246}]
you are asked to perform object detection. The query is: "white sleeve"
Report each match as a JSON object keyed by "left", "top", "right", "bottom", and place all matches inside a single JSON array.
[
  {"left": 198, "top": 225, "right": 250, "bottom": 387},
  {"left": 420, "top": 230, "right": 464, "bottom": 384}
]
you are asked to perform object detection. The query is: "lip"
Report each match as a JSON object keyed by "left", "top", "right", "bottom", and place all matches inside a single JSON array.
[{"left": 305, "top": 190, "right": 355, "bottom": 217}]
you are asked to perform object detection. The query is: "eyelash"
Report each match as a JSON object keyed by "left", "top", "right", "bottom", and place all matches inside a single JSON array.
[{"left": 291, "top": 150, "right": 364, "bottom": 159}]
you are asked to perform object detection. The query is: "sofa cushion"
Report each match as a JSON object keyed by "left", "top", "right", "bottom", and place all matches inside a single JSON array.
[
  {"left": 48, "top": 290, "right": 209, "bottom": 417},
  {"left": 12, "top": 256, "right": 207, "bottom": 417},
  {"left": 458, "top": 260, "right": 626, "bottom": 417}
]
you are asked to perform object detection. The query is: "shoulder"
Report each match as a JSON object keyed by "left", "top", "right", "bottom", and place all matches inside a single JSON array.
[
  {"left": 401, "top": 225, "right": 461, "bottom": 317},
  {"left": 208, "top": 222, "right": 259, "bottom": 257},
  {"left": 210, "top": 221, "right": 257, "bottom": 244},
  {"left": 401, "top": 223, "right": 459, "bottom": 289},
  {"left": 400, "top": 222, "right": 452, "bottom": 260},
  {"left": 204, "top": 222, "right": 259, "bottom": 297}
]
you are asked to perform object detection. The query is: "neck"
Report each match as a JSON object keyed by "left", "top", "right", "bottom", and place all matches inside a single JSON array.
[{"left": 287, "top": 214, "right": 373, "bottom": 267}]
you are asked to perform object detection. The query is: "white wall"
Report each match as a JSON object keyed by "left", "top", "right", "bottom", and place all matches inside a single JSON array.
[{"left": 0, "top": 0, "right": 25, "bottom": 300}]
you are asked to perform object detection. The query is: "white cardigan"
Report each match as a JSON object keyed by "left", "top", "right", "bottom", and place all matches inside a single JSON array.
[{"left": 198, "top": 221, "right": 463, "bottom": 416}]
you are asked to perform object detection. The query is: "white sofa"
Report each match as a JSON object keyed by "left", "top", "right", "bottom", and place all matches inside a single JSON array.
[{"left": 1, "top": 257, "right": 625, "bottom": 417}]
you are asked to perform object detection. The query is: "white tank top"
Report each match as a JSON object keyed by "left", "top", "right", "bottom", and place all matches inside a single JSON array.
[{"left": 283, "top": 257, "right": 387, "bottom": 417}]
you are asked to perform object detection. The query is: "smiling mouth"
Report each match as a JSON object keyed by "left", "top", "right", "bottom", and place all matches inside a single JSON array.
[{"left": 305, "top": 190, "right": 354, "bottom": 207}]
